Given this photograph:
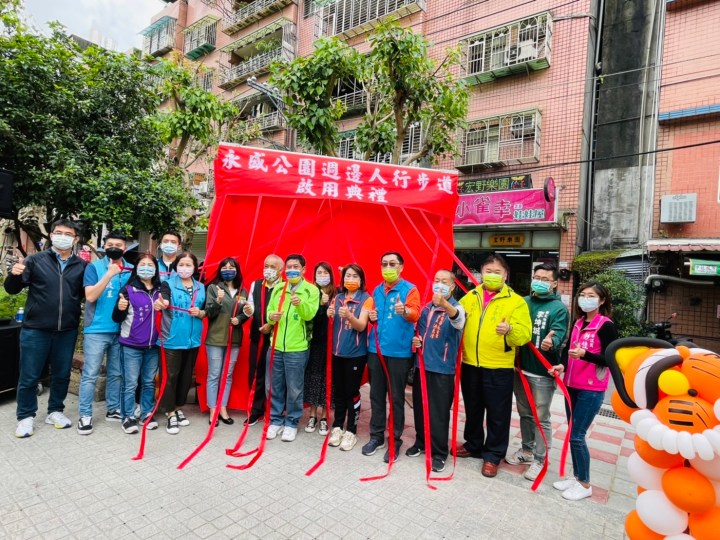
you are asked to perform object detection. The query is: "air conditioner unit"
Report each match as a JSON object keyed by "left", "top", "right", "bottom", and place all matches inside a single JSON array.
[{"left": 660, "top": 193, "right": 697, "bottom": 223}]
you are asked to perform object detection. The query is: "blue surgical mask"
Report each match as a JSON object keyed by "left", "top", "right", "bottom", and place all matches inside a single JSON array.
[
  {"left": 51, "top": 234, "right": 74, "bottom": 251},
  {"left": 137, "top": 266, "right": 156, "bottom": 279},
  {"left": 432, "top": 283, "right": 450, "bottom": 297},
  {"left": 220, "top": 269, "right": 237, "bottom": 282},
  {"left": 578, "top": 297, "right": 600, "bottom": 313},
  {"left": 531, "top": 279, "right": 552, "bottom": 295},
  {"left": 160, "top": 242, "right": 178, "bottom": 255}
]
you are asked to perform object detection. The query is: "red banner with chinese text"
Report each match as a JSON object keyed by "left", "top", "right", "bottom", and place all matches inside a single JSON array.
[{"left": 200, "top": 144, "right": 459, "bottom": 412}]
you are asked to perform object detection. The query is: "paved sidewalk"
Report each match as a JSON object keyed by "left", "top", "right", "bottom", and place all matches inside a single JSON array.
[{"left": 0, "top": 386, "right": 634, "bottom": 539}]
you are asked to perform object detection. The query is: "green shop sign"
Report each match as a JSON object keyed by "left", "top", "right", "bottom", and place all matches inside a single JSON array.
[{"left": 689, "top": 259, "right": 720, "bottom": 276}]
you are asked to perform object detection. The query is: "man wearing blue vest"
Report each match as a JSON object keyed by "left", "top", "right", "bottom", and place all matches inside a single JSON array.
[
  {"left": 362, "top": 251, "right": 421, "bottom": 463},
  {"left": 77, "top": 231, "right": 133, "bottom": 435},
  {"left": 157, "top": 231, "right": 181, "bottom": 283}
]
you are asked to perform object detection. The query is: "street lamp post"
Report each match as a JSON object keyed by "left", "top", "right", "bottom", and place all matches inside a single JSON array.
[{"left": 247, "top": 76, "right": 294, "bottom": 150}]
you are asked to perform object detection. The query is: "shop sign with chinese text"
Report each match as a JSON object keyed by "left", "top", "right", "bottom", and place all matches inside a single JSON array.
[{"left": 454, "top": 188, "right": 556, "bottom": 226}]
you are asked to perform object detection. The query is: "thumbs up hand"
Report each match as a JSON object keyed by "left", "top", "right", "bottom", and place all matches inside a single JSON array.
[
  {"left": 216, "top": 288, "right": 225, "bottom": 302},
  {"left": 394, "top": 297, "right": 405, "bottom": 315},
  {"left": 11, "top": 254, "right": 25, "bottom": 276},
  {"left": 541, "top": 330, "right": 556, "bottom": 351},
  {"left": 153, "top": 298, "right": 169, "bottom": 311},
  {"left": 568, "top": 342, "right": 586, "bottom": 359},
  {"left": 290, "top": 290, "right": 301, "bottom": 307},
  {"left": 118, "top": 293, "right": 129, "bottom": 311},
  {"left": 496, "top": 317, "right": 512, "bottom": 336}
]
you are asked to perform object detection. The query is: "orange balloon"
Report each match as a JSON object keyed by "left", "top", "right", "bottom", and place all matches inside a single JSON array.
[
  {"left": 682, "top": 351, "right": 720, "bottom": 403},
  {"left": 634, "top": 436, "right": 684, "bottom": 469},
  {"left": 625, "top": 510, "right": 664, "bottom": 540},
  {"left": 689, "top": 506, "right": 720, "bottom": 540},
  {"left": 637, "top": 486, "right": 646, "bottom": 495},
  {"left": 662, "top": 466, "right": 716, "bottom": 514},
  {"left": 612, "top": 390, "right": 638, "bottom": 424},
  {"left": 653, "top": 394, "right": 718, "bottom": 434}
]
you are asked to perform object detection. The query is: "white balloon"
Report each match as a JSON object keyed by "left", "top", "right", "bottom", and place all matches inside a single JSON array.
[
  {"left": 693, "top": 433, "right": 715, "bottom": 461},
  {"left": 705, "top": 428, "right": 720, "bottom": 454},
  {"left": 638, "top": 417, "right": 661, "bottom": 440},
  {"left": 627, "top": 451, "right": 664, "bottom": 490},
  {"left": 665, "top": 535, "right": 695, "bottom": 540},
  {"left": 691, "top": 455, "right": 720, "bottom": 480},
  {"left": 662, "top": 429, "right": 680, "bottom": 455},
  {"left": 647, "top": 423, "right": 669, "bottom": 450},
  {"left": 677, "top": 431, "right": 696, "bottom": 460},
  {"left": 631, "top": 409, "right": 656, "bottom": 429},
  {"left": 715, "top": 398, "right": 720, "bottom": 422},
  {"left": 635, "top": 490, "right": 688, "bottom": 536}
]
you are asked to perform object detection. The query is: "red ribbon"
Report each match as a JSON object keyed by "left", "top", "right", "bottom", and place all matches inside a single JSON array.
[
  {"left": 226, "top": 281, "right": 289, "bottom": 470},
  {"left": 516, "top": 343, "right": 573, "bottom": 491},
  {"left": 305, "top": 305, "right": 334, "bottom": 476},
  {"left": 132, "top": 308, "right": 167, "bottom": 461},
  {"left": 177, "top": 297, "right": 241, "bottom": 469}
]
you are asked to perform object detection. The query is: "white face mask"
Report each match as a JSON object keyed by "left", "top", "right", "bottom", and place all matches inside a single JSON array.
[
  {"left": 578, "top": 297, "right": 600, "bottom": 313},
  {"left": 51, "top": 234, "right": 74, "bottom": 251},
  {"left": 263, "top": 268, "right": 278, "bottom": 282}
]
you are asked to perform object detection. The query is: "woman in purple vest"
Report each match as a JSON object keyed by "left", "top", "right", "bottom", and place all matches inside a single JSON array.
[
  {"left": 552, "top": 281, "right": 618, "bottom": 501},
  {"left": 113, "top": 253, "right": 162, "bottom": 434}
]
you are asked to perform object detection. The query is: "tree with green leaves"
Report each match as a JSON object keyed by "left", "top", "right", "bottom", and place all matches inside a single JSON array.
[
  {"left": 590, "top": 269, "right": 646, "bottom": 338},
  {"left": 0, "top": 0, "right": 195, "bottom": 252},
  {"left": 270, "top": 20, "right": 469, "bottom": 165}
]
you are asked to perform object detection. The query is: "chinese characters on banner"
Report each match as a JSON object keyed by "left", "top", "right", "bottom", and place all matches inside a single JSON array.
[
  {"left": 454, "top": 188, "right": 556, "bottom": 226},
  {"left": 457, "top": 174, "right": 532, "bottom": 194},
  {"left": 215, "top": 144, "right": 458, "bottom": 217}
]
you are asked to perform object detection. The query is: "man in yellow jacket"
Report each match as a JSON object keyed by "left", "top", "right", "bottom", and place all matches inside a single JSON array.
[{"left": 457, "top": 254, "right": 532, "bottom": 478}]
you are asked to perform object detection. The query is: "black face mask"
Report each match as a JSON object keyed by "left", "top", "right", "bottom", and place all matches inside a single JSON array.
[{"left": 105, "top": 247, "right": 124, "bottom": 260}]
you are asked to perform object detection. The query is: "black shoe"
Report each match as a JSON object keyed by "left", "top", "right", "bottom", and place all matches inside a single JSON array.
[
  {"left": 122, "top": 417, "right": 139, "bottom": 434},
  {"left": 361, "top": 438, "right": 385, "bottom": 456},
  {"left": 244, "top": 414, "right": 261, "bottom": 426},
  {"left": 219, "top": 415, "right": 234, "bottom": 425},
  {"left": 405, "top": 444, "right": 423, "bottom": 457},
  {"left": 432, "top": 457, "right": 446, "bottom": 473},
  {"left": 105, "top": 410, "right": 122, "bottom": 422},
  {"left": 383, "top": 442, "right": 403, "bottom": 463},
  {"left": 209, "top": 418, "right": 219, "bottom": 427}
]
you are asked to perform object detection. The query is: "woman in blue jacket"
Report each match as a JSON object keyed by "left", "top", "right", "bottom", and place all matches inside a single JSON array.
[
  {"left": 113, "top": 253, "right": 162, "bottom": 434},
  {"left": 156, "top": 252, "right": 206, "bottom": 434}
]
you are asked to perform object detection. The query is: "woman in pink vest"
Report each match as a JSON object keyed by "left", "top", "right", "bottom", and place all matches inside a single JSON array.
[{"left": 552, "top": 281, "right": 617, "bottom": 501}]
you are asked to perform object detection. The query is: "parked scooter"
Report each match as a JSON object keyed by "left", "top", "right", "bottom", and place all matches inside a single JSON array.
[{"left": 647, "top": 313, "right": 694, "bottom": 346}]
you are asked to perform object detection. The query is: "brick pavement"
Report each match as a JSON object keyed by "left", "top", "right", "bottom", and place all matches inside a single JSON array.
[{"left": 0, "top": 386, "right": 634, "bottom": 539}]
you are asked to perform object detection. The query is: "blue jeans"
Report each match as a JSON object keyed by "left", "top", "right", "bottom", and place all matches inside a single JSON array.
[
  {"left": 78, "top": 333, "right": 123, "bottom": 417},
  {"left": 121, "top": 346, "right": 158, "bottom": 419},
  {"left": 514, "top": 372, "right": 556, "bottom": 462},
  {"left": 206, "top": 344, "right": 240, "bottom": 408},
  {"left": 266, "top": 349, "right": 309, "bottom": 428},
  {"left": 17, "top": 328, "right": 78, "bottom": 420},
  {"left": 566, "top": 387, "right": 605, "bottom": 483}
]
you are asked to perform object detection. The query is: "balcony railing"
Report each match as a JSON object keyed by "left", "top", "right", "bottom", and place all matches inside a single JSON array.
[
  {"left": 223, "top": 0, "right": 294, "bottom": 35},
  {"left": 462, "top": 13, "right": 552, "bottom": 85},
  {"left": 315, "top": 0, "right": 426, "bottom": 40},
  {"left": 332, "top": 89, "right": 367, "bottom": 114},
  {"left": 248, "top": 111, "right": 285, "bottom": 131},
  {"left": 219, "top": 47, "right": 283, "bottom": 89},
  {"left": 141, "top": 16, "right": 177, "bottom": 57},
  {"left": 456, "top": 111, "right": 541, "bottom": 170},
  {"left": 184, "top": 20, "right": 218, "bottom": 60}
]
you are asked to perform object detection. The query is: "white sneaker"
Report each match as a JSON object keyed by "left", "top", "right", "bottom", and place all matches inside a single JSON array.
[
  {"left": 266, "top": 424, "right": 283, "bottom": 440},
  {"left": 524, "top": 461, "right": 543, "bottom": 481},
  {"left": 328, "top": 427, "right": 343, "bottom": 447},
  {"left": 15, "top": 417, "right": 34, "bottom": 438},
  {"left": 562, "top": 482, "right": 593, "bottom": 501},
  {"left": 553, "top": 477, "right": 578, "bottom": 491},
  {"left": 318, "top": 418, "right": 329, "bottom": 436},
  {"left": 281, "top": 427, "right": 297, "bottom": 442},
  {"left": 45, "top": 411, "right": 71, "bottom": 429},
  {"left": 77, "top": 416, "right": 93, "bottom": 435},
  {"left": 339, "top": 431, "right": 357, "bottom": 451}
]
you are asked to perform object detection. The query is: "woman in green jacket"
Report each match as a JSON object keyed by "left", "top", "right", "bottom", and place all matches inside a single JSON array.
[{"left": 204, "top": 258, "right": 252, "bottom": 425}]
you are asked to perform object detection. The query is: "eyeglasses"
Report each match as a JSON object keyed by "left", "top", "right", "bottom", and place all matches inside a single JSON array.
[
  {"left": 52, "top": 232, "right": 76, "bottom": 238},
  {"left": 532, "top": 277, "right": 555, "bottom": 282},
  {"left": 381, "top": 262, "right": 400, "bottom": 268}
]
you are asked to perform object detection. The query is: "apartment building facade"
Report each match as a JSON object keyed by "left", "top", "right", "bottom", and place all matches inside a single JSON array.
[{"left": 142, "top": 0, "right": 603, "bottom": 302}]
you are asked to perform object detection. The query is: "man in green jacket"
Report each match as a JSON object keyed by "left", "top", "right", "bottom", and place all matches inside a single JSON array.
[
  {"left": 506, "top": 263, "right": 569, "bottom": 481},
  {"left": 265, "top": 254, "right": 319, "bottom": 442}
]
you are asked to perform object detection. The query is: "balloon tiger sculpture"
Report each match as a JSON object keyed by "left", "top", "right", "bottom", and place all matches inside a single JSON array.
[{"left": 607, "top": 338, "right": 720, "bottom": 540}]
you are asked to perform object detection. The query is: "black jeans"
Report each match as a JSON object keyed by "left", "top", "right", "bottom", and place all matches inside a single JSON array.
[
  {"left": 248, "top": 337, "right": 269, "bottom": 416},
  {"left": 412, "top": 370, "right": 455, "bottom": 461},
  {"left": 158, "top": 348, "right": 199, "bottom": 415},
  {"left": 460, "top": 364, "right": 514, "bottom": 464},
  {"left": 332, "top": 354, "right": 367, "bottom": 434},
  {"left": 367, "top": 353, "right": 412, "bottom": 445}
]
